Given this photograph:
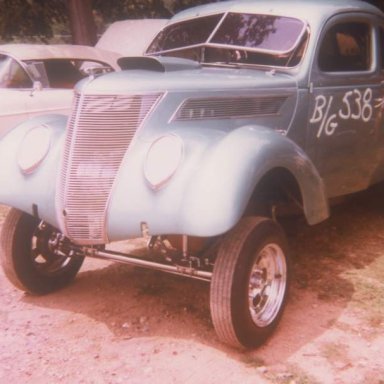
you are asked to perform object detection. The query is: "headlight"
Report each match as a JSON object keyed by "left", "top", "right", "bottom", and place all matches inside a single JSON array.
[
  {"left": 17, "top": 125, "right": 51, "bottom": 174},
  {"left": 144, "top": 134, "right": 183, "bottom": 190}
]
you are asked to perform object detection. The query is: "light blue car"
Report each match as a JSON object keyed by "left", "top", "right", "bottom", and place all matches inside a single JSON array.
[{"left": 1, "top": 0, "right": 384, "bottom": 348}]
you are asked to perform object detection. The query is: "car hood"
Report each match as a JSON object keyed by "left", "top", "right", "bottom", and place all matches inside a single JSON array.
[{"left": 77, "top": 56, "right": 297, "bottom": 94}]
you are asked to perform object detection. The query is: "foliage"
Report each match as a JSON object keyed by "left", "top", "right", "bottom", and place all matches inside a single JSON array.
[
  {"left": 0, "top": 0, "right": 68, "bottom": 43},
  {"left": 0, "top": 0, "right": 383, "bottom": 43},
  {"left": 92, "top": 0, "right": 216, "bottom": 21},
  {"left": 0, "top": 0, "right": 218, "bottom": 43}
]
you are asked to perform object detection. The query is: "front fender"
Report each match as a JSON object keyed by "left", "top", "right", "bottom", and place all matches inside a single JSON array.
[
  {"left": 107, "top": 125, "right": 329, "bottom": 240},
  {"left": 0, "top": 114, "right": 66, "bottom": 227},
  {"left": 0, "top": 119, "right": 328, "bottom": 242}
]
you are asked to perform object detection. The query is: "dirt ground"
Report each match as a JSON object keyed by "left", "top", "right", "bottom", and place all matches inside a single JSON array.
[{"left": 1, "top": 184, "right": 384, "bottom": 384}]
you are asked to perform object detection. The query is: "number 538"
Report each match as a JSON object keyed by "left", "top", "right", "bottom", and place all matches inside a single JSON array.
[{"left": 338, "top": 88, "right": 373, "bottom": 123}]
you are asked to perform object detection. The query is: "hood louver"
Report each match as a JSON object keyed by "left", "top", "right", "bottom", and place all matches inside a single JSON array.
[{"left": 173, "top": 95, "right": 287, "bottom": 121}]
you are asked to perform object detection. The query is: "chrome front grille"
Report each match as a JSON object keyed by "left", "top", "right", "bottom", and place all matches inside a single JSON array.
[
  {"left": 173, "top": 96, "right": 287, "bottom": 121},
  {"left": 57, "top": 92, "right": 163, "bottom": 244}
]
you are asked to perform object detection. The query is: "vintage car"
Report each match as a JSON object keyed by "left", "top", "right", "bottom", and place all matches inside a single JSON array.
[
  {"left": 1, "top": 0, "right": 384, "bottom": 349},
  {"left": 0, "top": 44, "right": 120, "bottom": 137}
]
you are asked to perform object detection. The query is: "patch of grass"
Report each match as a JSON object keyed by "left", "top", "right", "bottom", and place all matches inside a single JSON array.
[
  {"left": 368, "top": 313, "right": 384, "bottom": 328},
  {"left": 266, "top": 364, "right": 320, "bottom": 384},
  {"left": 342, "top": 255, "right": 384, "bottom": 324},
  {"left": 239, "top": 353, "right": 266, "bottom": 368},
  {"left": 315, "top": 277, "right": 353, "bottom": 301},
  {"left": 320, "top": 341, "right": 349, "bottom": 365}
]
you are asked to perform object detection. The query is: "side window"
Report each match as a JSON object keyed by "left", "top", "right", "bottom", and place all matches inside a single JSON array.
[
  {"left": 318, "top": 22, "right": 371, "bottom": 72},
  {"left": 44, "top": 60, "right": 84, "bottom": 89},
  {"left": 25, "top": 61, "right": 49, "bottom": 87}
]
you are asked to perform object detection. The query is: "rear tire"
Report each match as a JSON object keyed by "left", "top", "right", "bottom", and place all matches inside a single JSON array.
[
  {"left": 0, "top": 208, "right": 84, "bottom": 294},
  {"left": 210, "top": 217, "right": 290, "bottom": 348}
]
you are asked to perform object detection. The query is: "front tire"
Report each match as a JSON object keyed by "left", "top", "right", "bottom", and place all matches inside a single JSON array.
[
  {"left": 210, "top": 217, "right": 290, "bottom": 348},
  {"left": 0, "top": 208, "right": 84, "bottom": 294}
]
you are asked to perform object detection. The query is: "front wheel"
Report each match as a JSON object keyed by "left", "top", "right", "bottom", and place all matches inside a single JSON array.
[
  {"left": 0, "top": 208, "right": 84, "bottom": 294},
  {"left": 210, "top": 217, "right": 290, "bottom": 348}
]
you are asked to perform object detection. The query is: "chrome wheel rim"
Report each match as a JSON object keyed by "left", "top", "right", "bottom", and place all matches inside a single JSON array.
[{"left": 248, "top": 243, "right": 287, "bottom": 327}]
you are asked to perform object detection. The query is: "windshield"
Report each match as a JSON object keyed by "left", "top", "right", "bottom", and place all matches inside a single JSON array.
[
  {"left": 0, "top": 54, "right": 33, "bottom": 88},
  {"left": 146, "top": 12, "right": 307, "bottom": 67}
]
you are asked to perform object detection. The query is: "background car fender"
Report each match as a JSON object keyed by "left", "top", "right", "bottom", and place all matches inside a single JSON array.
[
  {"left": 0, "top": 114, "right": 66, "bottom": 228},
  {"left": 177, "top": 125, "right": 329, "bottom": 235}
]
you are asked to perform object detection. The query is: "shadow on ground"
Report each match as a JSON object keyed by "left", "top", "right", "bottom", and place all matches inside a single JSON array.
[{"left": 20, "top": 182, "right": 384, "bottom": 364}]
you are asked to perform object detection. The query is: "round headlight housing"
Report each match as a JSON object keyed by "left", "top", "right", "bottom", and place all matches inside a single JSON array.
[
  {"left": 17, "top": 125, "right": 51, "bottom": 174},
  {"left": 144, "top": 134, "right": 183, "bottom": 190}
]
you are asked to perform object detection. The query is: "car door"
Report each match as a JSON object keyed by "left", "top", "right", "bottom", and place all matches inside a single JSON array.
[
  {"left": 368, "top": 25, "right": 384, "bottom": 185},
  {"left": 25, "top": 60, "right": 75, "bottom": 119},
  {"left": 0, "top": 55, "right": 33, "bottom": 137},
  {"left": 0, "top": 88, "right": 32, "bottom": 137},
  {"left": 26, "top": 87, "right": 74, "bottom": 118},
  {"left": 307, "top": 14, "right": 382, "bottom": 198}
]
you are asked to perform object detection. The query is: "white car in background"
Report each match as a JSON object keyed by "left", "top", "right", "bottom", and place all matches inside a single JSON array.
[
  {"left": 95, "top": 19, "right": 168, "bottom": 56},
  {"left": 0, "top": 44, "right": 120, "bottom": 137}
]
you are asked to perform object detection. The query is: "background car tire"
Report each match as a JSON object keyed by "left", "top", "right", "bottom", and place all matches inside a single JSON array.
[
  {"left": 0, "top": 208, "right": 84, "bottom": 295},
  {"left": 210, "top": 216, "right": 290, "bottom": 348}
]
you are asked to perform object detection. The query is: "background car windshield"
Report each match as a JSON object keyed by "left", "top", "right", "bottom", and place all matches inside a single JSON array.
[
  {"left": 24, "top": 59, "right": 114, "bottom": 89},
  {"left": 0, "top": 54, "right": 32, "bottom": 88}
]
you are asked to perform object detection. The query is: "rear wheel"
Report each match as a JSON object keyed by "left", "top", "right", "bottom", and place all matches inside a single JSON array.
[
  {"left": 0, "top": 208, "right": 84, "bottom": 294},
  {"left": 210, "top": 217, "right": 290, "bottom": 348}
]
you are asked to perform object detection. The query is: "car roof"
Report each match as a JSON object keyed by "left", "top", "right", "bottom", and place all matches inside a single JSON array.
[
  {"left": 170, "top": 0, "right": 383, "bottom": 25},
  {"left": 0, "top": 44, "right": 121, "bottom": 70}
]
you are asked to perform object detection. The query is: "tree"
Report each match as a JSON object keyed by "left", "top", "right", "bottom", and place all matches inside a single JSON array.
[
  {"left": 93, "top": 0, "right": 172, "bottom": 22},
  {"left": 67, "top": 0, "right": 97, "bottom": 45},
  {"left": 0, "top": 0, "right": 68, "bottom": 43},
  {"left": 0, "top": 0, "right": 217, "bottom": 44}
]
